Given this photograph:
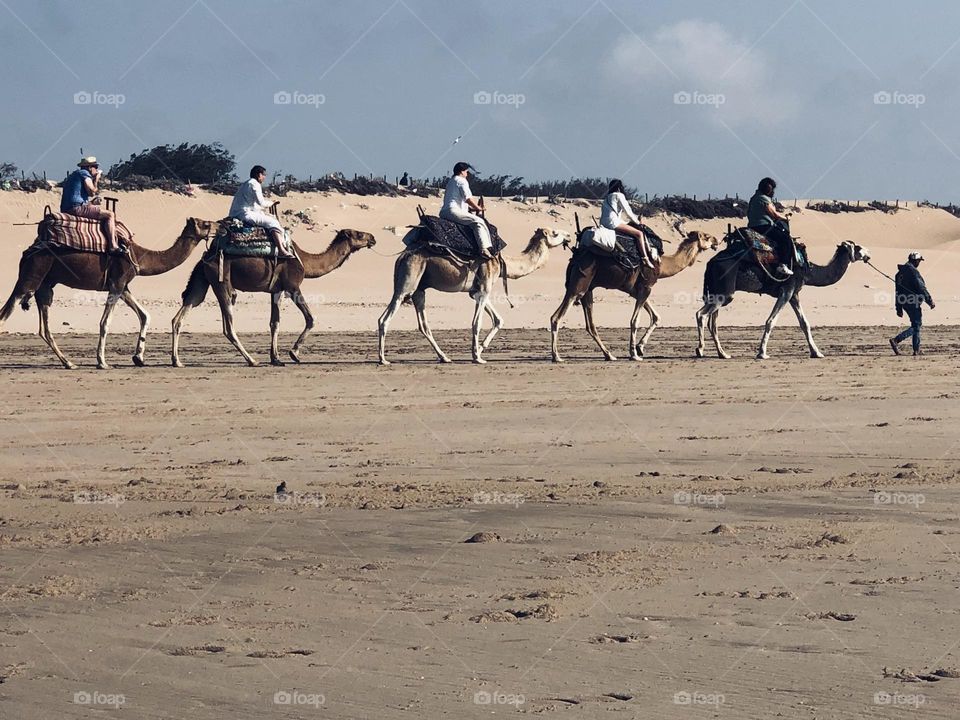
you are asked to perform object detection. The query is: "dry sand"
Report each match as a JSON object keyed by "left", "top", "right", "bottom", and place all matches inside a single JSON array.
[
  {"left": 1, "top": 328, "right": 960, "bottom": 718},
  {"left": 2, "top": 191, "right": 960, "bottom": 718}
]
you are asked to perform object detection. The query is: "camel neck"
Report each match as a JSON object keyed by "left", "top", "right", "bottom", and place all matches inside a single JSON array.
[
  {"left": 806, "top": 248, "right": 851, "bottom": 287},
  {"left": 503, "top": 237, "right": 549, "bottom": 279},
  {"left": 300, "top": 238, "right": 352, "bottom": 279},
  {"left": 133, "top": 233, "right": 197, "bottom": 276},
  {"left": 657, "top": 240, "right": 701, "bottom": 279}
]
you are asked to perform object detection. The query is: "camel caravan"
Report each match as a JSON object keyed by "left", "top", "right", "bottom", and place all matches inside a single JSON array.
[{"left": 1, "top": 159, "right": 879, "bottom": 367}]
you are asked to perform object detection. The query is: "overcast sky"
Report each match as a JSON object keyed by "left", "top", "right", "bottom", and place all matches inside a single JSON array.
[{"left": 2, "top": 0, "right": 960, "bottom": 200}]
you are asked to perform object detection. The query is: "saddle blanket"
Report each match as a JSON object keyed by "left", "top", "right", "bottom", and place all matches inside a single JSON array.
[
  {"left": 35, "top": 212, "right": 133, "bottom": 253},
  {"left": 410, "top": 214, "right": 506, "bottom": 259},
  {"left": 211, "top": 218, "right": 293, "bottom": 258},
  {"left": 577, "top": 224, "right": 665, "bottom": 270},
  {"left": 727, "top": 227, "right": 807, "bottom": 267}
]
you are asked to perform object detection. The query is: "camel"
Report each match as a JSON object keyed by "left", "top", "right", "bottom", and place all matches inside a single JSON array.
[
  {"left": 377, "top": 227, "right": 568, "bottom": 365},
  {"left": 695, "top": 240, "right": 870, "bottom": 360},
  {"left": 0, "top": 217, "right": 212, "bottom": 369},
  {"left": 550, "top": 231, "right": 718, "bottom": 363},
  {"left": 171, "top": 228, "right": 376, "bottom": 367}
]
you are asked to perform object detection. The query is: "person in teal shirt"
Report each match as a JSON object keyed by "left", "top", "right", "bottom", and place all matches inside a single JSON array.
[
  {"left": 747, "top": 177, "right": 793, "bottom": 276},
  {"left": 59, "top": 156, "right": 123, "bottom": 254}
]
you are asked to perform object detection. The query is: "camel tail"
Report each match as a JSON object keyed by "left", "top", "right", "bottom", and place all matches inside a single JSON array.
[
  {"left": 0, "top": 291, "right": 23, "bottom": 322},
  {"left": 181, "top": 262, "right": 210, "bottom": 306}
]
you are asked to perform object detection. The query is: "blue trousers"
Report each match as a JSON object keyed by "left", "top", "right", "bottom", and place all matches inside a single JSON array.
[{"left": 894, "top": 306, "right": 922, "bottom": 352}]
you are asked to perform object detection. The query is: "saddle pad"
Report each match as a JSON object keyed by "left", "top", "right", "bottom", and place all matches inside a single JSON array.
[
  {"left": 581, "top": 224, "right": 664, "bottom": 270},
  {"left": 726, "top": 227, "right": 806, "bottom": 268},
  {"left": 211, "top": 218, "right": 292, "bottom": 257},
  {"left": 36, "top": 212, "right": 133, "bottom": 253},
  {"left": 416, "top": 214, "right": 506, "bottom": 258}
]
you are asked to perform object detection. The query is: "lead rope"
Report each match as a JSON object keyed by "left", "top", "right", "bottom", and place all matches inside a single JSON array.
[{"left": 865, "top": 260, "right": 896, "bottom": 283}]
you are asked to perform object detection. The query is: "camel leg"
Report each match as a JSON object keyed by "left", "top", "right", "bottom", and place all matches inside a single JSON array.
[
  {"left": 269, "top": 291, "right": 284, "bottom": 367},
  {"left": 37, "top": 295, "right": 75, "bottom": 369},
  {"left": 212, "top": 283, "right": 258, "bottom": 367},
  {"left": 481, "top": 301, "right": 504, "bottom": 351},
  {"left": 289, "top": 290, "right": 314, "bottom": 364},
  {"left": 628, "top": 299, "right": 644, "bottom": 361},
  {"left": 95, "top": 292, "right": 122, "bottom": 370},
  {"left": 377, "top": 292, "right": 405, "bottom": 366},
  {"left": 635, "top": 301, "right": 660, "bottom": 358},
  {"left": 582, "top": 291, "right": 615, "bottom": 361},
  {"left": 471, "top": 291, "right": 488, "bottom": 364},
  {"left": 695, "top": 303, "right": 709, "bottom": 358},
  {"left": 170, "top": 303, "right": 192, "bottom": 368},
  {"left": 757, "top": 291, "right": 792, "bottom": 360},
  {"left": 120, "top": 288, "right": 150, "bottom": 367},
  {"left": 790, "top": 295, "right": 823, "bottom": 358},
  {"left": 410, "top": 290, "right": 451, "bottom": 363},
  {"left": 708, "top": 310, "right": 729, "bottom": 359},
  {"left": 549, "top": 292, "right": 579, "bottom": 363},
  {"left": 171, "top": 266, "right": 209, "bottom": 368}
]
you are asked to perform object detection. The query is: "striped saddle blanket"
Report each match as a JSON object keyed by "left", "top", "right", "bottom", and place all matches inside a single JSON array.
[
  {"left": 36, "top": 212, "right": 133, "bottom": 253},
  {"left": 727, "top": 227, "right": 807, "bottom": 268},
  {"left": 210, "top": 218, "right": 293, "bottom": 258}
]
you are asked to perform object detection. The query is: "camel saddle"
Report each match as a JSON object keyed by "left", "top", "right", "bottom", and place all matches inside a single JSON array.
[
  {"left": 725, "top": 227, "right": 807, "bottom": 269},
  {"left": 34, "top": 210, "right": 133, "bottom": 254},
  {"left": 209, "top": 218, "right": 293, "bottom": 258},
  {"left": 409, "top": 214, "right": 506, "bottom": 260},
  {"left": 577, "top": 224, "right": 665, "bottom": 270}
]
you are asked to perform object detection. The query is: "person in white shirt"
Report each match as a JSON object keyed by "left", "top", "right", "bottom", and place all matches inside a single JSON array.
[
  {"left": 229, "top": 165, "right": 294, "bottom": 258},
  {"left": 439, "top": 162, "right": 493, "bottom": 258},
  {"left": 600, "top": 179, "right": 653, "bottom": 267}
]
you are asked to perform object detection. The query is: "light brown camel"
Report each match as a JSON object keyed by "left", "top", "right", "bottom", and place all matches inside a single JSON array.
[
  {"left": 550, "top": 231, "right": 718, "bottom": 363},
  {"left": 377, "top": 227, "right": 569, "bottom": 365},
  {"left": 171, "top": 228, "right": 376, "bottom": 367},
  {"left": 0, "top": 217, "right": 212, "bottom": 369}
]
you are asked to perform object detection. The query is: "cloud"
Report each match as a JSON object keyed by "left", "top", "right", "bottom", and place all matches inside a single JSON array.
[{"left": 605, "top": 20, "right": 799, "bottom": 127}]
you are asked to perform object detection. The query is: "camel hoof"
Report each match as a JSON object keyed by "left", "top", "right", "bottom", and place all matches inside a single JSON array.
[
  {"left": 64, "top": 361, "right": 77, "bottom": 370},
  {"left": 756, "top": 353, "right": 768, "bottom": 360},
  {"left": 270, "top": 359, "right": 285, "bottom": 367},
  {"left": 288, "top": 350, "right": 301, "bottom": 364},
  {"left": 630, "top": 354, "right": 642, "bottom": 362},
  {"left": 97, "top": 362, "right": 111, "bottom": 370},
  {"left": 552, "top": 355, "right": 564, "bottom": 364},
  {"left": 132, "top": 355, "right": 145, "bottom": 367},
  {"left": 473, "top": 357, "right": 487, "bottom": 365},
  {"left": 379, "top": 358, "right": 391, "bottom": 366},
  {"left": 438, "top": 356, "right": 452, "bottom": 364},
  {"left": 172, "top": 360, "right": 184, "bottom": 368},
  {"left": 603, "top": 354, "right": 617, "bottom": 362},
  {"left": 247, "top": 360, "right": 260, "bottom": 367},
  {"left": 811, "top": 351, "right": 824, "bottom": 359},
  {"left": 695, "top": 349, "right": 705, "bottom": 358}
]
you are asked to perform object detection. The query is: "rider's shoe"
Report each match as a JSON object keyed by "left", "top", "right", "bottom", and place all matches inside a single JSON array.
[{"left": 776, "top": 264, "right": 794, "bottom": 276}]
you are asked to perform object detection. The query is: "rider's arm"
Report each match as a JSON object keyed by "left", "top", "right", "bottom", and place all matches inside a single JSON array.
[
  {"left": 618, "top": 193, "right": 641, "bottom": 225},
  {"left": 83, "top": 170, "right": 99, "bottom": 195},
  {"left": 465, "top": 196, "right": 483, "bottom": 213},
  {"left": 765, "top": 201, "right": 789, "bottom": 223}
]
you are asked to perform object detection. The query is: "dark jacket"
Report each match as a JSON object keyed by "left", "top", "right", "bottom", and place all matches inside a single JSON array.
[{"left": 895, "top": 263, "right": 933, "bottom": 310}]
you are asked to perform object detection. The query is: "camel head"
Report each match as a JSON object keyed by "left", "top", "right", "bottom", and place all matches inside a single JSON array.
[
  {"left": 839, "top": 240, "right": 870, "bottom": 263},
  {"left": 335, "top": 228, "right": 377, "bottom": 252},
  {"left": 533, "top": 227, "right": 569, "bottom": 248},
  {"left": 184, "top": 217, "right": 215, "bottom": 244},
  {"left": 684, "top": 230, "right": 719, "bottom": 252}
]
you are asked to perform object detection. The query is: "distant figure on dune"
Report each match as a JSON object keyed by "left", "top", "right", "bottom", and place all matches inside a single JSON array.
[
  {"left": 60, "top": 156, "right": 124, "bottom": 255},
  {"left": 230, "top": 165, "right": 294, "bottom": 259},
  {"left": 440, "top": 162, "right": 493, "bottom": 259},
  {"left": 747, "top": 177, "right": 794, "bottom": 277},
  {"left": 600, "top": 179, "right": 653, "bottom": 267},
  {"left": 398, "top": 171, "right": 411, "bottom": 189},
  {"left": 890, "top": 252, "right": 934, "bottom": 356}
]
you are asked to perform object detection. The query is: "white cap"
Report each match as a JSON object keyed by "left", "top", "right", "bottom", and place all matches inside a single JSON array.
[{"left": 908, "top": 251, "right": 924, "bottom": 261}]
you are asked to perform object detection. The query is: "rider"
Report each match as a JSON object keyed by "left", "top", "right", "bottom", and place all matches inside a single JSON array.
[
  {"left": 600, "top": 179, "right": 653, "bottom": 267},
  {"left": 439, "top": 162, "right": 493, "bottom": 258},
  {"left": 229, "top": 165, "right": 294, "bottom": 259},
  {"left": 890, "top": 251, "right": 934, "bottom": 356},
  {"left": 747, "top": 177, "right": 794, "bottom": 277},
  {"left": 60, "top": 156, "right": 125, "bottom": 255}
]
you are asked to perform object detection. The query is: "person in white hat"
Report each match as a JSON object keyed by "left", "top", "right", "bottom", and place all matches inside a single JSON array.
[
  {"left": 60, "top": 156, "right": 124, "bottom": 254},
  {"left": 890, "top": 251, "right": 934, "bottom": 356}
]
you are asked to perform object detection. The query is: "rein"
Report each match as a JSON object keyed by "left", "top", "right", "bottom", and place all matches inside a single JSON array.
[{"left": 865, "top": 260, "right": 896, "bottom": 283}]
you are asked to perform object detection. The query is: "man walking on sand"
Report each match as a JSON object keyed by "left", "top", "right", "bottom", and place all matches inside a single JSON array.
[
  {"left": 440, "top": 162, "right": 493, "bottom": 259},
  {"left": 890, "top": 252, "right": 934, "bottom": 356},
  {"left": 60, "top": 156, "right": 125, "bottom": 255},
  {"left": 230, "top": 165, "right": 295, "bottom": 259}
]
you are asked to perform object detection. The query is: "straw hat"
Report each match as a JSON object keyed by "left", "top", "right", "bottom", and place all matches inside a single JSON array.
[{"left": 78, "top": 156, "right": 98, "bottom": 168}]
